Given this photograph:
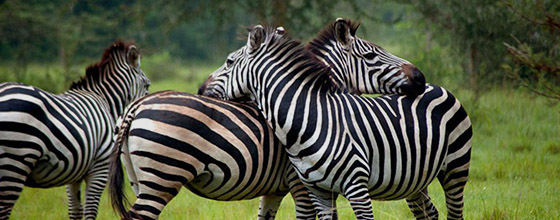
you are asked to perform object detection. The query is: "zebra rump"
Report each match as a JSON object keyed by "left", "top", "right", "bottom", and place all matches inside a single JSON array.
[{"left": 108, "top": 91, "right": 315, "bottom": 220}]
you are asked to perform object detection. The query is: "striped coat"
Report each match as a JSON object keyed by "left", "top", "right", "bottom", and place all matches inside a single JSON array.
[
  {"left": 0, "top": 41, "right": 150, "bottom": 220},
  {"left": 201, "top": 26, "right": 472, "bottom": 220},
  {"left": 108, "top": 91, "right": 314, "bottom": 220}
]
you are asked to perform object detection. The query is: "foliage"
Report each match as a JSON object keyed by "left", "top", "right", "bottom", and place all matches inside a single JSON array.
[
  {"left": 395, "top": 0, "right": 560, "bottom": 102},
  {"left": 0, "top": 0, "right": 140, "bottom": 85},
  {"left": 501, "top": 0, "right": 560, "bottom": 102}
]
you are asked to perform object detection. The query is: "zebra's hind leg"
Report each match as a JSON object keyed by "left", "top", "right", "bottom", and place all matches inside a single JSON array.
[
  {"left": 344, "top": 184, "right": 374, "bottom": 220},
  {"left": 309, "top": 191, "right": 339, "bottom": 220},
  {"left": 286, "top": 170, "right": 316, "bottom": 219},
  {"left": 259, "top": 193, "right": 285, "bottom": 220},
  {"left": 66, "top": 182, "right": 83, "bottom": 220},
  {"left": 128, "top": 168, "right": 186, "bottom": 220},
  {"left": 438, "top": 162, "right": 470, "bottom": 220},
  {"left": 405, "top": 188, "right": 439, "bottom": 220},
  {"left": 0, "top": 145, "right": 36, "bottom": 220},
  {"left": 82, "top": 163, "right": 109, "bottom": 220}
]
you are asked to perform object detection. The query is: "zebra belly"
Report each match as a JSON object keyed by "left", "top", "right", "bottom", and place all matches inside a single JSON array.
[
  {"left": 288, "top": 143, "right": 445, "bottom": 200},
  {"left": 26, "top": 150, "right": 90, "bottom": 188},
  {"left": 184, "top": 160, "right": 289, "bottom": 201},
  {"left": 26, "top": 156, "right": 66, "bottom": 187},
  {"left": 366, "top": 148, "right": 446, "bottom": 200}
]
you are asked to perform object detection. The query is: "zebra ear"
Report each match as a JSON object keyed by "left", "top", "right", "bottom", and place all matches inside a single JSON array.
[
  {"left": 334, "top": 18, "right": 353, "bottom": 49},
  {"left": 276, "top": 26, "right": 285, "bottom": 35},
  {"left": 247, "top": 25, "right": 265, "bottom": 54},
  {"left": 127, "top": 45, "right": 141, "bottom": 68}
]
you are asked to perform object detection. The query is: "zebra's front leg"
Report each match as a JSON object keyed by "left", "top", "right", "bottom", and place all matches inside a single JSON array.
[
  {"left": 259, "top": 193, "right": 285, "bottom": 220},
  {"left": 405, "top": 188, "right": 438, "bottom": 220},
  {"left": 66, "top": 182, "right": 83, "bottom": 219},
  {"left": 82, "top": 164, "right": 109, "bottom": 220}
]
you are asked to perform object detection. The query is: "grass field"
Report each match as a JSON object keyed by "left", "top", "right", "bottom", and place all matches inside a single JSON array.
[{"left": 6, "top": 61, "right": 560, "bottom": 219}]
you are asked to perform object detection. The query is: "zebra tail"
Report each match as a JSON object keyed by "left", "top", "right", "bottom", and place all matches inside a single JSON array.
[
  {"left": 109, "top": 91, "right": 175, "bottom": 219},
  {"left": 108, "top": 103, "right": 140, "bottom": 220},
  {"left": 108, "top": 138, "right": 133, "bottom": 219}
]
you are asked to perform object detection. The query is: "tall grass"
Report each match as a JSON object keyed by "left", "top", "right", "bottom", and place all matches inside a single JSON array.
[{"left": 5, "top": 54, "right": 560, "bottom": 219}]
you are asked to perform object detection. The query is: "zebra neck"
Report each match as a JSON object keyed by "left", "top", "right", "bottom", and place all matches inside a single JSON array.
[
  {"left": 68, "top": 79, "right": 127, "bottom": 122},
  {"left": 308, "top": 41, "right": 350, "bottom": 91},
  {"left": 255, "top": 58, "right": 332, "bottom": 149}
]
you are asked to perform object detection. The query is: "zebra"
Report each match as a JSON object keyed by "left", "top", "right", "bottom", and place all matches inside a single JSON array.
[
  {"left": 201, "top": 24, "right": 472, "bottom": 220},
  {"left": 306, "top": 18, "right": 426, "bottom": 97},
  {"left": 107, "top": 21, "right": 426, "bottom": 220},
  {"left": 108, "top": 90, "right": 315, "bottom": 220},
  {"left": 0, "top": 40, "right": 150, "bottom": 220}
]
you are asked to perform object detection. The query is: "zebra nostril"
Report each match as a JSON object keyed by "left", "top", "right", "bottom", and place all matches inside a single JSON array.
[{"left": 412, "top": 68, "right": 425, "bottom": 87}]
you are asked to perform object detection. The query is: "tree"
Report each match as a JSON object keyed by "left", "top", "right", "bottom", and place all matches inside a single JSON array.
[
  {"left": 0, "top": 1, "right": 59, "bottom": 81},
  {"left": 502, "top": 0, "right": 560, "bottom": 102}
]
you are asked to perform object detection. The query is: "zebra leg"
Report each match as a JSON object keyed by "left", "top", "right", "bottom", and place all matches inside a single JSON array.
[
  {"left": 344, "top": 184, "right": 374, "bottom": 220},
  {"left": 0, "top": 146, "right": 36, "bottom": 220},
  {"left": 66, "top": 182, "right": 83, "bottom": 220},
  {"left": 438, "top": 162, "right": 469, "bottom": 220},
  {"left": 129, "top": 181, "right": 183, "bottom": 220},
  {"left": 309, "top": 191, "right": 338, "bottom": 220},
  {"left": 259, "top": 194, "right": 285, "bottom": 220},
  {"left": 127, "top": 165, "right": 187, "bottom": 220},
  {"left": 82, "top": 164, "right": 109, "bottom": 220},
  {"left": 405, "top": 188, "right": 439, "bottom": 220},
  {"left": 0, "top": 174, "right": 26, "bottom": 220},
  {"left": 286, "top": 171, "right": 316, "bottom": 220}
]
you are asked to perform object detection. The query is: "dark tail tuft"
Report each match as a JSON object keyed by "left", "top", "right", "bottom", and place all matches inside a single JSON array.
[{"left": 108, "top": 137, "right": 134, "bottom": 220}]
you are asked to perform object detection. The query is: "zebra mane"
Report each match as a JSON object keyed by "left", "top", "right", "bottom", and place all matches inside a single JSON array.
[
  {"left": 259, "top": 25, "right": 333, "bottom": 88},
  {"left": 304, "top": 19, "right": 360, "bottom": 92},
  {"left": 70, "top": 40, "right": 136, "bottom": 90},
  {"left": 305, "top": 18, "right": 360, "bottom": 54}
]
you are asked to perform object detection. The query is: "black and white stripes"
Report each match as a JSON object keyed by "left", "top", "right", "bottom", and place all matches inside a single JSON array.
[
  {"left": 202, "top": 25, "right": 472, "bottom": 220},
  {"left": 108, "top": 91, "right": 315, "bottom": 220},
  {"left": 107, "top": 20, "right": 427, "bottom": 220},
  {"left": 307, "top": 18, "right": 426, "bottom": 97},
  {"left": 0, "top": 41, "right": 149, "bottom": 220}
]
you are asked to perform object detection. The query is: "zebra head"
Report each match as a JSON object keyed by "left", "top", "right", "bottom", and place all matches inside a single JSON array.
[
  {"left": 199, "top": 25, "right": 287, "bottom": 101},
  {"left": 122, "top": 44, "right": 151, "bottom": 101},
  {"left": 102, "top": 42, "right": 151, "bottom": 115},
  {"left": 307, "top": 18, "right": 426, "bottom": 96},
  {"left": 72, "top": 40, "right": 150, "bottom": 118},
  {"left": 198, "top": 48, "right": 244, "bottom": 100}
]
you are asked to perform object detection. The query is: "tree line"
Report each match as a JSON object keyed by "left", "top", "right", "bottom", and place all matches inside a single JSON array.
[{"left": 0, "top": 0, "right": 558, "bottom": 101}]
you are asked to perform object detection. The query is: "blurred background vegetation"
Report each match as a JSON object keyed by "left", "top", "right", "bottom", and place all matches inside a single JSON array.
[
  {"left": 1, "top": 0, "right": 558, "bottom": 102},
  {"left": 2, "top": 0, "right": 559, "bottom": 219}
]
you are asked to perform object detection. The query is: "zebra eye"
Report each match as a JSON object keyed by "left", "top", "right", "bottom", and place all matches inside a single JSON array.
[
  {"left": 363, "top": 52, "right": 376, "bottom": 60},
  {"left": 226, "top": 59, "right": 234, "bottom": 68}
]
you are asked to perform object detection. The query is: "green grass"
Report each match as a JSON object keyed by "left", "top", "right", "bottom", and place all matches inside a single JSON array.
[{"left": 5, "top": 59, "right": 560, "bottom": 219}]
